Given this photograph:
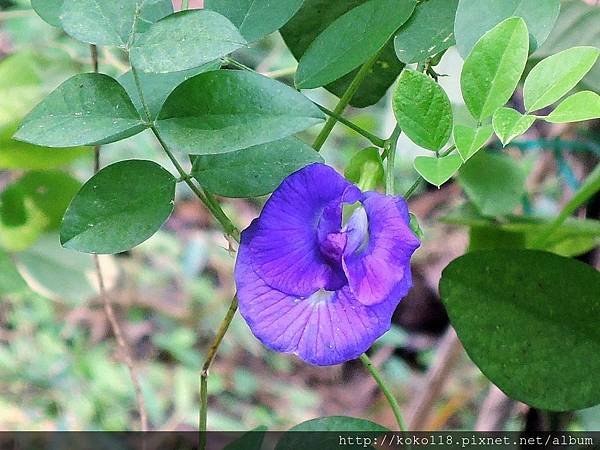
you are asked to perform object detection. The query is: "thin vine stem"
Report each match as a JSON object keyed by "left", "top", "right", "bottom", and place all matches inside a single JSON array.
[
  {"left": 385, "top": 125, "right": 402, "bottom": 194},
  {"left": 312, "top": 46, "right": 386, "bottom": 151},
  {"left": 182, "top": 0, "right": 190, "bottom": 10},
  {"left": 316, "top": 103, "right": 386, "bottom": 148},
  {"left": 90, "top": 45, "right": 148, "bottom": 432},
  {"left": 200, "top": 296, "right": 239, "bottom": 450},
  {"left": 359, "top": 353, "right": 408, "bottom": 432}
]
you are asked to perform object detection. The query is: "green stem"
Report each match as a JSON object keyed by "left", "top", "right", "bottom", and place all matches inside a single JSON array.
[
  {"left": 182, "top": 0, "right": 190, "bottom": 10},
  {"left": 531, "top": 163, "right": 600, "bottom": 249},
  {"left": 316, "top": 103, "right": 386, "bottom": 148},
  {"left": 131, "top": 66, "right": 153, "bottom": 124},
  {"left": 150, "top": 127, "right": 240, "bottom": 243},
  {"left": 385, "top": 126, "right": 402, "bottom": 194},
  {"left": 312, "top": 47, "right": 385, "bottom": 151},
  {"left": 359, "top": 353, "right": 408, "bottom": 432},
  {"left": 200, "top": 296, "right": 239, "bottom": 449}
]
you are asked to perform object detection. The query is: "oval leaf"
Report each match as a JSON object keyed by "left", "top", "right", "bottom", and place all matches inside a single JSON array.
[
  {"left": 130, "top": 10, "right": 246, "bottom": 73},
  {"left": 454, "top": 0, "right": 560, "bottom": 58},
  {"left": 458, "top": 152, "right": 526, "bottom": 217},
  {"left": 276, "top": 416, "right": 388, "bottom": 450},
  {"left": 295, "top": 0, "right": 416, "bottom": 89},
  {"left": 414, "top": 154, "right": 462, "bottom": 188},
  {"left": 524, "top": 47, "right": 600, "bottom": 112},
  {"left": 545, "top": 91, "right": 600, "bottom": 124},
  {"left": 460, "top": 17, "right": 529, "bottom": 121},
  {"left": 60, "top": 0, "right": 172, "bottom": 47},
  {"left": 394, "top": 0, "right": 458, "bottom": 64},
  {"left": 492, "top": 107, "right": 535, "bottom": 146},
  {"left": 192, "top": 138, "right": 323, "bottom": 198},
  {"left": 60, "top": 160, "right": 176, "bottom": 254},
  {"left": 281, "top": 0, "right": 405, "bottom": 108},
  {"left": 454, "top": 124, "right": 493, "bottom": 162},
  {"left": 205, "top": 0, "right": 303, "bottom": 43},
  {"left": 440, "top": 249, "right": 600, "bottom": 411},
  {"left": 393, "top": 70, "right": 453, "bottom": 151},
  {"left": 14, "top": 73, "right": 146, "bottom": 147},
  {"left": 156, "top": 70, "right": 325, "bottom": 155}
]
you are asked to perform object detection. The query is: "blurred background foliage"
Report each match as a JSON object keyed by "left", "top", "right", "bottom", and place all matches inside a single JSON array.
[{"left": 0, "top": 0, "right": 599, "bottom": 432}]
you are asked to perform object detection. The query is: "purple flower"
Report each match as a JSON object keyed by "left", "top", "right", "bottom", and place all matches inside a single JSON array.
[{"left": 234, "top": 163, "right": 420, "bottom": 366}]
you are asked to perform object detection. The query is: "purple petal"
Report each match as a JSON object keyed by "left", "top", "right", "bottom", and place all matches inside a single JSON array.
[
  {"left": 244, "top": 163, "right": 358, "bottom": 295},
  {"left": 342, "top": 192, "right": 420, "bottom": 306},
  {"left": 235, "top": 225, "right": 399, "bottom": 366}
]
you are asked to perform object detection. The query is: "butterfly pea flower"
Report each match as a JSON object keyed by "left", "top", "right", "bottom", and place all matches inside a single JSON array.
[{"left": 234, "top": 163, "right": 420, "bottom": 366}]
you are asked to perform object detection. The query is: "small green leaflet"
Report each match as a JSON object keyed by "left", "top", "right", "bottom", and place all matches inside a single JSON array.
[
  {"left": 458, "top": 152, "right": 526, "bottom": 217},
  {"left": 130, "top": 10, "right": 246, "bottom": 73},
  {"left": 118, "top": 61, "right": 221, "bottom": 120},
  {"left": 523, "top": 46, "right": 600, "bottom": 112},
  {"left": 460, "top": 17, "right": 529, "bottom": 122},
  {"left": 204, "top": 0, "right": 303, "bottom": 43},
  {"left": 276, "top": 416, "right": 388, "bottom": 450},
  {"left": 414, "top": 154, "right": 462, "bottom": 188},
  {"left": 394, "top": 0, "right": 458, "bottom": 64},
  {"left": 453, "top": 124, "right": 493, "bottom": 162},
  {"left": 454, "top": 0, "right": 561, "bottom": 57},
  {"left": 544, "top": 91, "right": 600, "bottom": 123},
  {"left": 280, "top": 0, "right": 405, "bottom": 108},
  {"left": 60, "top": 0, "right": 172, "bottom": 47},
  {"left": 492, "top": 107, "right": 535, "bottom": 146},
  {"left": 344, "top": 147, "right": 384, "bottom": 192},
  {"left": 392, "top": 70, "right": 453, "bottom": 151},
  {"left": 295, "top": 0, "right": 416, "bottom": 89},
  {"left": 14, "top": 73, "right": 147, "bottom": 148},
  {"left": 440, "top": 249, "right": 600, "bottom": 411},
  {"left": 156, "top": 70, "right": 324, "bottom": 155},
  {"left": 0, "top": 247, "right": 28, "bottom": 296},
  {"left": 31, "top": 0, "right": 63, "bottom": 27},
  {"left": 60, "top": 160, "right": 176, "bottom": 254},
  {"left": 192, "top": 138, "right": 323, "bottom": 198}
]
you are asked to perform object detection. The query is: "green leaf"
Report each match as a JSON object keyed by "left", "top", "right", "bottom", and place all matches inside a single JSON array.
[
  {"left": 454, "top": 0, "right": 560, "bottom": 58},
  {"left": 60, "top": 0, "right": 172, "bottom": 47},
  {"left": 118, "top": 62, "right": 220, "bottom": 120},
  {"left": 192, "top": 138, "right": 323, "bottom": 198},
  {"left": 281, "top": 0, "right": 405, "bottom": 108},
  {"left": 454, "top": 124, "right": 493, "bottom": 162},
  {"left": 532, "top": 0, "right": 600, "bottom": 93},
  {"left": 545, "top": 91, "right": 600, "bottom": 124},
  {"left": 0, "top": 247, "right": 28, "bottom": 296},
  {"left": 392, "top": 70, "right": 453, "bottom": 151},
  {"left": 524, "top": 46, "right": 600, "bottom": 112},
  {"left": 344, "top": 147, "right": 384, "bottom": 192},
  {"left": 205, "top": 0, "right": 303, "bottom": 43},
  {"left": 156, "top": 70, "right": 325, "bottom": 155},
  {"left": 492, "top": 107, "right": 535, "bottom": 146},
  {"left": 0, "top": 123, "right": 86, "bottom": 169},
  {"left": 224, "top": 426, "right": 268, "bottom": 450},
  {"left": 60, "top": 160, "right": 176, "bottom": 254},
  {"left": 295, "top": 0, "right": 416, "bottom": 89},
  {"left": 414, "top": 154, "right": 462, "bottom": 188},
  {"left": 440, "top": 249, "right": 600, "bottom": 411},
  {"left": 14, "top": 73, "right": 146, "bottom": 147},
  {"left": 130, "top": 10, "right": 246, "bottom": 73},
  {"left": 31, "top": 0, "right": 63, "bottom": 27},
  {"left": 276, "top": 416, "right": 388, "bottom": 450},
  {"left": 460, "top": 17, "right": 529, "bottom": 121},
  {"left": 458, "top": 152, "right": 526, "bottom": 216},
  {"left": 394, "top": 0, "right": 458, "bottom": 64}
]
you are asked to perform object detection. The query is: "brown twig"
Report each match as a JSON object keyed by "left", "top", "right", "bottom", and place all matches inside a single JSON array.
[
  {"left": 90, "top": 44, "right": 148, "bottom": 432},
  {"left": 407, "top": 327, "right": 463, "bottom": 430}
]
